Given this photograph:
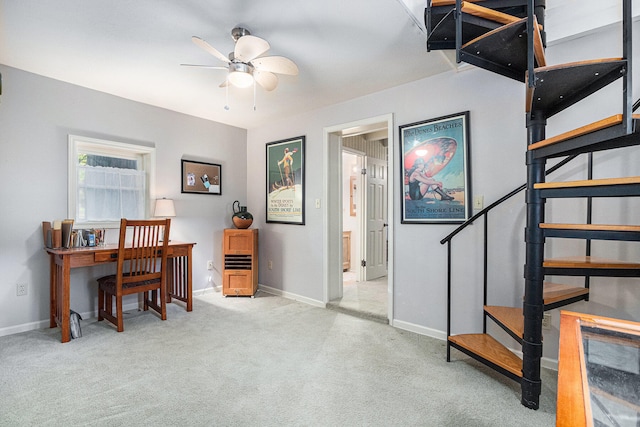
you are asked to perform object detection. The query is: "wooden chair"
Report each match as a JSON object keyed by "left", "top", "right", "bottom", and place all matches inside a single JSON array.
[{"left": 97, "top": 218, "right": 171, "bottom": 332}]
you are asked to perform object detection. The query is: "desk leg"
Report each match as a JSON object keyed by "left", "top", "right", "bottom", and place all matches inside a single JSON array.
[
  {"left": 166, "top": 248, "right": 193, "bottom": 312},
  {"left": 52, "top": 254, "right": 71, "bottom": 343},
  {"left": 49, "top": 254, "right": 56, "bottom": 328},
  {"left": 186, "top": 245, "right": 192, "bottom": 312}
]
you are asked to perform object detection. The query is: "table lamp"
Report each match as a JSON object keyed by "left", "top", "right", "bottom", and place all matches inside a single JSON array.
[
  {"left": 154, "top": 198, "right": 175, "bottom": 242},
  {"left": 154, "top": 198, "right": 176, "bottom": 218}
]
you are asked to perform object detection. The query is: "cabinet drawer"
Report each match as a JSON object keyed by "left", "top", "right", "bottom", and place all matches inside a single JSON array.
[{"left": 223, "top": 229, "right": 258, "bottom": 254}]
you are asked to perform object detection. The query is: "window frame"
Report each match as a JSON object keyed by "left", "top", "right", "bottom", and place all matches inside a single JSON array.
[{"left": 68, "top": 134, "right": 156, "bottom": 229}]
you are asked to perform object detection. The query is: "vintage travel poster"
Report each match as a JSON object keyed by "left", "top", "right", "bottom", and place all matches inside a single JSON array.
[
  {"left": 400, "top": 112, "right": 471, "bottom": 223},
  {"left": 266, "top": 136, "right": 305, "bottom": 225}
]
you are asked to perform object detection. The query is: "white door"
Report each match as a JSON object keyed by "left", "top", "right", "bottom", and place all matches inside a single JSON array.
[{"left": 364, "top": 157, "right": 388, "bottom": 280}]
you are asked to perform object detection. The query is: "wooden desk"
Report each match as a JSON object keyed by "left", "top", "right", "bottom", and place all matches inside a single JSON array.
[{"left": 45, "top": 241, "right": 195, "bottom": 343}]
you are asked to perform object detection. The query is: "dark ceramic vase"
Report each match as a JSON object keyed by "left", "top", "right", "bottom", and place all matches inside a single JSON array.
[{"left": 232, "top": 200, "right": 253, "bottom": 229}]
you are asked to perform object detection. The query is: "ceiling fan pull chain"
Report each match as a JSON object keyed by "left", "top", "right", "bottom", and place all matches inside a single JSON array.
[{"left": 253, "top": 79, "right": 257, "bottom": 111}]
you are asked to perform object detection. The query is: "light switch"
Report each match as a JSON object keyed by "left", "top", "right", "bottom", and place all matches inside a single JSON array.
[
  {"left": 473, "top": 195, "right": 484, "bottom": 210},
  {"left": 315, "top": 199, "right": 321, "bottom": 209}
]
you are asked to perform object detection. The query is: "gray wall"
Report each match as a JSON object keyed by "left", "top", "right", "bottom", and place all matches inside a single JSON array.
[{"left": 0, "top": 65, "right": 247, "bottom": 333}]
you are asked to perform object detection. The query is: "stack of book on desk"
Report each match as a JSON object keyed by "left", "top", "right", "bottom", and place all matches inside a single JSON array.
[{"left": 42, "top": 219, "right": 74, "bottom": 248}]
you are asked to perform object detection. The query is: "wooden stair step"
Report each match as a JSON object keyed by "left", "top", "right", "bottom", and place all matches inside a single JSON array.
[
  {"left": 459, "top": 16, "right": 546, "bottom": 82},
  {"left": 485, "top": 305, "right": 523, "bottom": 342},
  {"left": 543, "top": 256, "right": 640, "bottom": 278},
  {"left": 431, "top": 0, "right": 485, "bottom": 6},
  {"left": 544, "top": 256, "right": 640, "bottom": 269},
  {"left": 448, "top": 333, "right": 522, "bottom": 381},
  {"left": 526, "top": 58, "right": 626, "bottom": 118},
  {"left": 543, "top": 282, "right": 589, "bottom": 310},
  {"left": 426, "top": 0, "right": 528, "bottom": 51},
  {"left": 534, "top": 176, "right": 640, "bottom": 198},
  {"left": 529, "top": 115, "right": 640, "bottom": 159},
  {"left": 460, "top": 2, "right": 522, "bottom": 26},
  {"left": 541, "top": 223, "right": 640, "bottom": 241},
  {"left": 529, "top": 114, "right": 638, "bottom": 150}
]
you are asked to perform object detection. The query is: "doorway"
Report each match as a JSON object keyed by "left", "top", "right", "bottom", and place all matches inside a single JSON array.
[{"left": 323, "top": 114, "right": 394, "bottom": 324}]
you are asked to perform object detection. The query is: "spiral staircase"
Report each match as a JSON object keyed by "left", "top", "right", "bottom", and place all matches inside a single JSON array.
[{"left": 426, "top": 0, "right": 639, "bottom": 409}]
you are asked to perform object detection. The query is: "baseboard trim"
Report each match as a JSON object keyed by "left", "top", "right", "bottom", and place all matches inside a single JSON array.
[
  {"left": 257, "top": 284, "right": 325, "bottom": 308},
  {"left": 0, "top": 303, "right": 137, "bottom": 338},
  {"left": 393, "top": 319, "right": 448, "bottom": 341}
]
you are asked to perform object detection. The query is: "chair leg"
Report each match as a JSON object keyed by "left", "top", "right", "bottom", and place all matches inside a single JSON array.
[
  {"left": 98, "top": 287, "right": 104, "bottom": 321},
  {"left": 159, "top": 284, "right": 167, "bottom": 321},
  {"left": 116, "top": 295, "right": 124, "bottom": 332},
  {"left": 106, "top": 292, "right": 113, "bottom": 316}
]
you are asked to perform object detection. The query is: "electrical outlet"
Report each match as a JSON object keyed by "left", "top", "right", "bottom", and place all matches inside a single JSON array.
[
  {"left": 542, "top": 313, "right": 552, "bottom": 330},
  {"left": 17, "top": 283, "right": 27, "bottom": 296},
  {"left": 207, "top": 260, "right": 214, "bottom": 270},
  {"left": 268, "top": 260, "right": 273, "bottom": 270}
]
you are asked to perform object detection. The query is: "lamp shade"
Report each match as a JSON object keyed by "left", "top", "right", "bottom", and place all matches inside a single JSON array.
[{"left": 154, "top": 198, "right": 176, "bottom": 217}]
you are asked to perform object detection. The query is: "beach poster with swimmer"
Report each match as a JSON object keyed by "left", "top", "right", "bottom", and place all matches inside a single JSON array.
[
  {"left": 266, "top": 136, "right": 305, "bottom": 225},
  {"left": 399, "top": 111, "right": 471, "bottom": 224}
]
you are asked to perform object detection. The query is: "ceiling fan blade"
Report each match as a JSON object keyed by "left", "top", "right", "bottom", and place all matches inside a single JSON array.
[
  {"left": 234, "top": 35, "right": 270, "bottom": 63},
  {"left": 192, "top": 36, "right": 230, "bottom": 64},
  {"left": 180, "top": 64, "right": 228, "bottom": 70},
  {"left": 254, "top": 70, "right": 278, "bottom": 91},
  {"left": 251, "top": 56, "right": 299, "bottom": 75},
  {"left": 219, "top": 79, "right": 229, "bottom": 88}
]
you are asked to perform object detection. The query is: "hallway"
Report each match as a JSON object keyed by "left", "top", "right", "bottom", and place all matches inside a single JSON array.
[{"left": 326, "top": 272, "right": 388, "bottom": 323}]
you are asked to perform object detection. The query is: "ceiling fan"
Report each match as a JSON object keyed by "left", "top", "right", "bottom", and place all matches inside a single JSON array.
[{"left": 182, "top": 27, "right": 299, "bottom": 92}]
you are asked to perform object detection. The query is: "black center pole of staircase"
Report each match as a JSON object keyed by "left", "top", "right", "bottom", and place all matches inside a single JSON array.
[
  {"left": 622, "top": 0, "right": 633, "bottom": 133},
  {"left": 522, "top": 110, "right": 547, "bottom": 410}
]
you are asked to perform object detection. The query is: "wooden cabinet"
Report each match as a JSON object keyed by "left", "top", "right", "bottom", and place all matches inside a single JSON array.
[
  {"left": 342, "top": 231, "right": 351, "bottom": 271},
  {"left": 222, "top": 229, "right": 258, "bottom": 297}
]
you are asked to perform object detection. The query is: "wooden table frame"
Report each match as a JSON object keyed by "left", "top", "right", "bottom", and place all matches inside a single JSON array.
[
  {"left": 45, "top": 241, "right": 195, "bottom": 343},
  {"left": 557, "top": 310, "right": 640, "bottom": 426}
]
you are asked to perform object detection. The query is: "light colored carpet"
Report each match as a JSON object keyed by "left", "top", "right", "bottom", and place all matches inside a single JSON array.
[
  {"left": 326, "top": 273, "right": 388, "bottom": 323},
  {"left": 0, "top": 291, "right": 557, "bottom": 426}
]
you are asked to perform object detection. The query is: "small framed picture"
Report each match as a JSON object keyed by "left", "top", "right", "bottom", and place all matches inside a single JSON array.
[
  {"left": 266, "top": 136, "right": 305, "bottom": 225},
  {"left": 181, "top": 159, "right": 222, "bottom": 195}
]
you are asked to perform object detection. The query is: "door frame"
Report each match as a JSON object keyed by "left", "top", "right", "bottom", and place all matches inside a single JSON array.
[{"left": 323, "top": 113, "right": 394, "bottom": 324}]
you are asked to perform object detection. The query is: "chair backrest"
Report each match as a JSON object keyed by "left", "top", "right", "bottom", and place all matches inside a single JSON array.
[{"left": 116, "top": 218, "right": 171, "bottom": 287}]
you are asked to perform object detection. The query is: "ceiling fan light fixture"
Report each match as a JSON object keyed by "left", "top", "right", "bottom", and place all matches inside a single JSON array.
[{"left": 228, "top": 62, "right": 254, "bottom": 88}]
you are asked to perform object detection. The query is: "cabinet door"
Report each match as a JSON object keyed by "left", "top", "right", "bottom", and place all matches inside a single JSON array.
[
  {"left": 223, "top": 270, "right": 254, "bottom": 296},
  {"left": 342, "top": 231, "right": 351, "bottom": 271}
]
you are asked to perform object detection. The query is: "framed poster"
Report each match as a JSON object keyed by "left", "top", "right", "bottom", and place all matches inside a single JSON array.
[
  {"left": 399, "top": 111, "right": 471, "bottom": 224},
  {"left": 181, "top": 159, "right": 221, "bottom": 195},
  {"left": 266, "top": 136, "right": 305, "bottom": 225}
]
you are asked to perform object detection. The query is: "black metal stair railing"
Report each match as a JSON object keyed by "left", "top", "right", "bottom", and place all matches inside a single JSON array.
[{"left": 441, "top": 154, "right": 578, "bottom": 361}]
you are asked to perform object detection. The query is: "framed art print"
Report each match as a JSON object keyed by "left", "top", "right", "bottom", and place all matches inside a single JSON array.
[
  {"left": 181, "top": 159, "right": 221, "bottom": 195},
  {"left": 266, "top": 136, "right": 305, "bottom": 225},
  {"left": 399, "top": 111, "right": 471, "bottom": 224}
]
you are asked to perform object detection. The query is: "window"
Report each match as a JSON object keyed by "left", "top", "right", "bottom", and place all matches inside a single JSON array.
[{"left": 68, "top": 135, "right": 155, "bottom": 229}]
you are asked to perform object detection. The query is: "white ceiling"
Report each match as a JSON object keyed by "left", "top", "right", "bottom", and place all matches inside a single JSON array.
[
  {"left": 3, "top": 1, "right": 632, "bottom": 130},
  {"left": 0, "top": 0, "right": 456, "bottom": 130}
]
